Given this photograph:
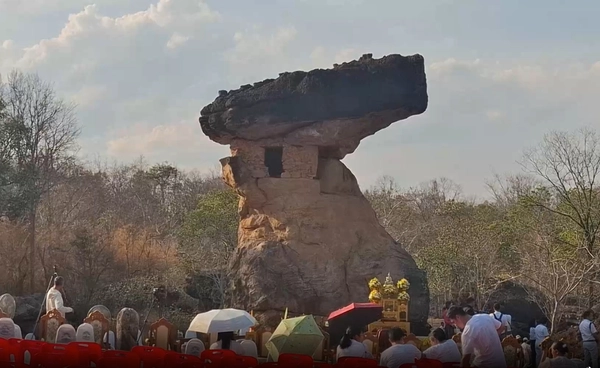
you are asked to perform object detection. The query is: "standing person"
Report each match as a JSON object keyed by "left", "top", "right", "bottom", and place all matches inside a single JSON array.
[
  {"left": 521, "top": 337, "right": 532, "bottom": 368},
  {"left": 490, "top": 303, "right": 511, "bottom": 338},
  {"left": 535, "top": 317, "right": 550, "bottom": 367},
  {"left": 447, "top": 306, "right": 506, "bottom": 368},
  {"left": 422, "top": 328, "right": 461, "bottom": 363},
  {"left": 530, "top": 319, "right": 538, "bottom": 367},
  {"left": 379, "top": 328, "right": 421, "bottom": 368},
  {"left": 442, "top": 301, "right": 456, "bottom": 338},
  {"left": 45, "top": 276, "right": 73, "bottom": 318},
  {"left": 579, "top": 310, "right": 599, "bottom": 368},
  {"left": 336, "top": 326, "right": 373, "bottom": 361}
]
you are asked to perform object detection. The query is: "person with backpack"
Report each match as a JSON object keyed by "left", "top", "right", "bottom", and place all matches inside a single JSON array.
[
  {"left": 489, "top": 303, "right": 510, "bottom": 338},
  {"left": 579, "top": 310, "right": 599, "bottom": 368}
]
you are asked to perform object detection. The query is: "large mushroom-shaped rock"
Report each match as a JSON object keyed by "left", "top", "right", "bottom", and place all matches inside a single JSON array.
[{"left": 199, "top": 53, "right": 430, "bottom": 333}]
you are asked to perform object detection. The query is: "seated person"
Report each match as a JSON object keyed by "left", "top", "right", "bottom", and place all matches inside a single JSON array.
[
  {"left": 423, "top": 328, "right": 461, "bottom": 363},
  {"left": 379, "top": 328, "right": 422, "bottom": 368},
  {"left": 210, "top": 331, "right": 245, "bottom": 355},
  {"left": 336, "top": 326, "right": 374, "bottom": 360}
]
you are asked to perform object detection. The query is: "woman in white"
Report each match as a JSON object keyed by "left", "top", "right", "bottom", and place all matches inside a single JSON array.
[
  {"left": 422, "top": 328, "right": 461, "bottom": 363},
  {"left": 336, "top": 326, "right": 374, "bottom": 361}
]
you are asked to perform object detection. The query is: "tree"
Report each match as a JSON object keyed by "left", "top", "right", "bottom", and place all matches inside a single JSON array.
[
  {"left": 521, "top": 129, "right": 600, "bottom": 307},
  {"left": 510, "top": 188, "right": 597, "bottom": 332},
  {"left": 179, "top": 189, "right": 239, "bottom": 307},
  {"left": 0, "top": 70, "right": 80, "bottom": 291}
]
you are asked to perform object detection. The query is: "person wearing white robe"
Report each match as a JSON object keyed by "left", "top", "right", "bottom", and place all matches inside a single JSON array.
[{"left": 45, "top": 276, "right": 73, "bottom": 318}]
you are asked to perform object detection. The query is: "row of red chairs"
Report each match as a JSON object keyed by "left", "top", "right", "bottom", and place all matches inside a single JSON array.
[{"left": 0, "top": 338, "right": 457, "bottom": 368}]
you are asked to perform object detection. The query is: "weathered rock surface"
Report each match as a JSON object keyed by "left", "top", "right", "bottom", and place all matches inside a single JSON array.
[
  {"left": 200, "top": 53, "right": 427, "bottom": 158},
  {"left": 199, "top": 53, "right": 430, "bottom": 334}
]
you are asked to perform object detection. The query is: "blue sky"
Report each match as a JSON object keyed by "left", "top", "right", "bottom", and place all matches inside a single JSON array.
[{"left": 1, "top": 0, "right": 599, "bottom": 197}]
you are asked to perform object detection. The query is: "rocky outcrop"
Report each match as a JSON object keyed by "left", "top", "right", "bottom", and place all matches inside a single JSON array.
[
  {"left": 199, "top": 53, "right": 430, "bottom": 334},
  {"left": 485, "top": 282, "right": 545, "bottom": 336},
  {"left": 200, "top": 53, "right": 427, "bottom": 159}
]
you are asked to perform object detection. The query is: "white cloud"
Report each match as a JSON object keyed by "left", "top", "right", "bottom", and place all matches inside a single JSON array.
[
  {"left": 166, "top": 32, "right": 189, "bottom": 49},
  {"left": 105, "top": 120, "right": 226, "bottom": 165},
  {"left": 1, "top": 0, "right": 600, "bottom": 198}
]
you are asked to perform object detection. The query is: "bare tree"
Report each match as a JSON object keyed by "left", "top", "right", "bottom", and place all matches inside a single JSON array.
[
  {"left": 520, "top": 129, "right": 600, "bottom": 307},
  {"left": 0, "top": 70, "right": 80, "bottom": 292},
  {"left": 518, "top": 202, "right": 597, "bottom": 333}
]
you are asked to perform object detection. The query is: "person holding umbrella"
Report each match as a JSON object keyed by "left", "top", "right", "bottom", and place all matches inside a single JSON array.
[
  {"left": 336, "top": 326, "right": 374, "bottom": 361},
  {"left": 210, "top": 331, "right": 244, "bottom": 355},
  {"left": 188, "top": 308, "right": 256, "bottom": 356}
]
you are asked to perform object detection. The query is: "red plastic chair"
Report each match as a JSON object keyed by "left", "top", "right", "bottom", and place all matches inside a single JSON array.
[
  {"left": 164, "top": 352, "right": 203, "bottom": 367},
  {"left": 313, "top": 363, "right": 333, "bottom": 368},
  {"left": 98, "top": 350, "right": 141, "bottom": 368},
  {"left": 441, "top": 363, "right": 460, "bottom": 368},
  {"left": 278, "top": 353, "right": 313, "bottom": 368},
  {"left": 201, "top": 349, "right": 236, "bottom": 368},
  {"left": 7, "top": 338, "right": 46, "bottom": 367},
  {"left": 132, "top": 346, "right": 167, "bottom": 368},
  {"left": 0, "top": 339, "right": 12, "bottom": 367},
  {"left": 258, "top": 363, "right": 279, "bottom": 367},
  {"left": 224, "top": 354, "right": 259, "bottom": 368},
  {"left": 337, "top": 356, "right": 378, "bottom": 368},
  {"left": 31, "top": 344, "right": 79, "bottom": 368},
  {"left": 179, "top": 362, "right": 206, "bottom": 368},
  {"left": 66, "top": 342, "right": 102, "bottom": 366},
  {"left": 416, "top": 358, "right": 443, "bottom": 368}
]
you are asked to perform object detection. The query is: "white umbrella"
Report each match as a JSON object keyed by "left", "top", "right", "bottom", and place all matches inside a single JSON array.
[{"left": 188, "top": 309, "right": 257, "bottom": 333}]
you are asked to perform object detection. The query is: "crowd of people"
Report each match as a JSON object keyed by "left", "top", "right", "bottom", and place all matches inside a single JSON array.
[{"left": 333, "top": 302, "right": 600, "bottom": 368}]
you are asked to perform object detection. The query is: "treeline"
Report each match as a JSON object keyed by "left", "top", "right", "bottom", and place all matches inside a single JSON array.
[
  {"left": 2, "top": 71, "right": 600, "bottom": 333},
  {"left": 366, "top": 130, "right": 600, "bottom": 332},
  {"left": 0, "top": 71, "right": 238, "bottom": 320}
]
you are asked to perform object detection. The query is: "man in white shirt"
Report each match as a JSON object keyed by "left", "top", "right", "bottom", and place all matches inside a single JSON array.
[
  {"left": 580, "top": 310, "right": 599, "bottom": 368},
  {"left": 379, "top": 328, "right": 422, "bottom": 368},
  {"left": 489, "top": 303, "right": 511, "bottom": 338},
  {"left": 447, "top": 306, "right": 507, "bottom": 368},
  {"left": 45, "top": 276, "right": 73, "bottom": 318},
  {"left": 535, "top": 317, "right": 550, "bottom": 367}
]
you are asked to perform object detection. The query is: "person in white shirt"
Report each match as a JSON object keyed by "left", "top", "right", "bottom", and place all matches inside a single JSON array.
[
  {"left": 336, "top": 326, "right": 373, "bottom": 361},
  {"left": 45, "top": 276, "right": 73, "bottom": 318},
  {"left": 209, "top": 331, "right": 245, "bottom": 355},
  {"left": 529, "top": 319, "right": 538, "bottom": 367},
  {"left": 579, "top": 310, "right": 599, "bottom": 368},
  {"left": 379, "top": 328, "right": 422, "bottom": 368},
  {"left": 447, "top": 306, "right": 507, "bottom": 368},
  {"left": 535, "top": 317, "right": 550, "bottom": 367},
  {"left": 423, "top": 328, "right": 461, "bottom": 364},
  {"left": 489, "top": 303, "right": 510, "bottom": 338}
]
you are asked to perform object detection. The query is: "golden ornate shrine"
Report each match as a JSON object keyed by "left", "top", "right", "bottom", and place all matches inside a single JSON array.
[{"left": 367, "top": 273, "right": 411, "bottom": 333}]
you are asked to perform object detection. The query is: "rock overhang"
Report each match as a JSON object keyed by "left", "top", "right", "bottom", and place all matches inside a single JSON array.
[{"left": 199, "top": 53, "right": 428, "bottom": 157}]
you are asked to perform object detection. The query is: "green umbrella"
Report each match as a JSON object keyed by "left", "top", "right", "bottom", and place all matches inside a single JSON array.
[{"left": 265, "top": 315, "right": 324, "bottom": 362}]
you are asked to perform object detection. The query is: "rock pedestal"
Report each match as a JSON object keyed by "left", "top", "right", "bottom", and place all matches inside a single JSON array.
[{"left": 199, "top": 53, "right": 430, "bottom": 334}]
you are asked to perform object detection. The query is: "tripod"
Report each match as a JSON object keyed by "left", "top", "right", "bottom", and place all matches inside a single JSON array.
[
  {"left": 32, "top": 265, "right": 58, "bottom": 340},
  {"left": 137, "top": 289, "right": 160, "bottom": 345}
]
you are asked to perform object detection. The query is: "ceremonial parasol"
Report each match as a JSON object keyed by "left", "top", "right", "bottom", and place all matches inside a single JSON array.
[
  {"left": 327, "top": 303, "right": 383, "bottom": 345},
  {"left": 265, "top": 315, "right": 324, "bottom": 362},
  {"left": 188, "top": 308, "right": 256, "bottom": 333}
]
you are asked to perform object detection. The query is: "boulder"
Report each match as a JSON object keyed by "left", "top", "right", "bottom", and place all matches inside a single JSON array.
[
  {"left": 199, "top": 53, "right": 430, "bottom": 334},
  {"left": 485, "top": 282, "right": 545, "bottom": 336}
]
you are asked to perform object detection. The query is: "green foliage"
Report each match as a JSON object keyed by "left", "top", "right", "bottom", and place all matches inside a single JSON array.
[{"left": 180, "top": 189, "right": 239, "bottom": 248}]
